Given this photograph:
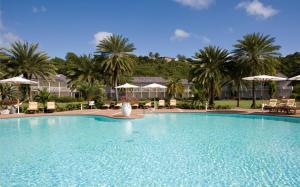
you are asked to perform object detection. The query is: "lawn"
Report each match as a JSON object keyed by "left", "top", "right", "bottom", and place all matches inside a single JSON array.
[{"left": 215, "top": 99, "right": 300, "bottom": 109}]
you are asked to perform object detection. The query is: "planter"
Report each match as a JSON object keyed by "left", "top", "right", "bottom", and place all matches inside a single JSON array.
[{"left": 121, "top": 102, "right": 132, "bottom": 117}]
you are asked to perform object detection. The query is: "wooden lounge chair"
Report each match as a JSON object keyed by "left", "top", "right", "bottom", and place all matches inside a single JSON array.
[
  {"left": 28, "top": 102, "right": 38, "bottom": 113},
  {"left": 158, "top": 100, "right": 165, "bottom": 108},
  {"left": 131, "top": 103, "right": 139, "bottom": 109},
  {"left": 102, "top": 103, "right": 111, "bottom": 109},
  {"left": 263, "top": 99, "right": 277, "bottom": 112},
  {"left": 46, "top": 102, "right": 56, "bottom": 113},
  {"left": 170, "top": 99, "right": 176, "bottom": 108},
  {"left": 144, "top": 102, "right": 152, "bottom": 109},
  {"left": 274, "top": 99, "right": 288, "bottom": 113},
  {"left": 114, "top": 103, "right": 122, "bottom": 109},
  {"left": 284, "top": 99, "right": 297, "bottom": 115}
]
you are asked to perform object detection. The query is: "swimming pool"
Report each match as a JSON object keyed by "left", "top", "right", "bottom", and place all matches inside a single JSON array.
[{"left": 1, "top": 113, "right": 300, "bottom": 186}]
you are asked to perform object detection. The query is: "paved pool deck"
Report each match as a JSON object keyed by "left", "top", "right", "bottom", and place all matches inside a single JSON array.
[{"left": 0, "top": 108, "right": 299, "bottom": 120}]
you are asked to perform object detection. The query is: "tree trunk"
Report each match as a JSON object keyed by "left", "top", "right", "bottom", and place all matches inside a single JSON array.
[
  {"left": 251, "top": 80, "right": 256, "bottom": 108},
  {"left": 237, "top": 82, "right": 240, "bottom": 107},
  {"left": 209, "top": 80, "right": 214, "bottom": 107},
  {"left": 113, "top": 71, "right": 118, "bottom": 101}
]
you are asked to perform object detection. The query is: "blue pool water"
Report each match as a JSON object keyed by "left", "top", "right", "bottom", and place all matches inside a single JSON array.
[{"left": 1, "top": 113, "right": 300, "bottom": 186}]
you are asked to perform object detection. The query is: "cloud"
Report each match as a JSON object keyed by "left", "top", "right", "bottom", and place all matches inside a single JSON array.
[
  {"left": 92, "top": 31, "right": 112, "bottom": 45},
  {"left": 171, "top": 29, "right": 190, "bottom": 41},
  {"left": 0, "top": 10, "right": 22, "bottom": 47},
  {"left": 33, "top": 5, "right": 47, "bottom": 13},
  {"left": 175, "top": 0, "right": 215, "bottom": 9},
  {"left": 0, "top": 32, "right": 21, "bottom": 47},
  {"left": 236, "top": 0, "right": 278, "bottom": 19}
]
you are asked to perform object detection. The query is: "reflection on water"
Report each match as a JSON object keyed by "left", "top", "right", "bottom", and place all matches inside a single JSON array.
[{"left": 124, "top": 120, "right": 133, "bottom": 135}]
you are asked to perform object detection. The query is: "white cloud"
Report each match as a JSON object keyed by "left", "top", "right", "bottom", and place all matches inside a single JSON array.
[
  {"left": 171, "top": 29, "right": 190, "bottom": 41},
  {"left": 92, "top": 31, "right": 112, "bottom": 45},
  {"left": 236, "top": 0, "right": 278, "bottom": 19},
  {"left": 175, "top": 0, "right": 214, "bottom": 9},
  {"left": 33, "top": 5, "right": 47, "bottom": 13},
  {"left": 0, "top": 32, "right": 21, "bottom": 47},
  {"left": 0, "top": 10, "right": 22, "bottom": 47}
]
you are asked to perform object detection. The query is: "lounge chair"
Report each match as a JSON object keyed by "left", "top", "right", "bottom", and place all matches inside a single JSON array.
[
  {"left": 144, "top": 102, "right": 152, "bottom": 109},
  {"left": 158, "top": 100, "right": 165, "bottom": 108},
  {"left": 114, "top": 103, "right": 122, "bottom": 109},
  {"left": 263, "top": 99, "right": 277, "bottom": 112},
  {"left": 28, "top": 102, "right": 38, "bottom": 113},
  {"left": 46, "top": 102, "right": 56, "bottom": 113},
  {"left": 131, "top": 103, "right": 139, "bottom": 109},
  {"left": 274, "top": 99, "right": 288, "bottom": 113},
  {"left": 283, "top": 99, "right": 297, "bottom": 114},
  {"left": 102, "top": 103, "right": 111, "bottom": 109},
  {"left": 170, "top": 99, "right": 176, "bottom": 108}
]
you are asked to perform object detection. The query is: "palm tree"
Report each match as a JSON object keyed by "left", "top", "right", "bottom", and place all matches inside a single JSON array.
[
  {"left": 3, "top": 41, "right": 56, "bottom": 99},
  {"left": 190, "top": 46, "right": 230, "bottom": 107},
  {"left": 96, "top": 34, "right": 135, "bottom": 101},
  {"left": 166, "top": 78, "right": 184, "bottom": 98},
  {"left": 225, "top": 59, "right": 248, "bottom": 107},
  {"left": 67, "top": 54, "right": 101, "bottom": 88},
  {"left": 233, "top": 33, "right": 280, "bottom": 108}
]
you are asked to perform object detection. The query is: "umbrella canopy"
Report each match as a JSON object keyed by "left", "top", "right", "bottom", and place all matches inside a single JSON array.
[
  {"left": 143, "top": 83, "right": 167, "bottom": 98},
  {"left": 288, "top": 75, "right": 300, "bottom": 80},
  {"left": 242, "top": 75, "right": 286, "bottom": 81},
  {"left": 0, "top": 76, "right": 38, "bottom": 84},
  {"left": 0, "top": 76, "right": 38, "bottom": 114},
  {"left": 115, "top": 83, "right": 138, "bottom": 89},
  {"left": 142, "top": 83, "right": 167, "bottom": 88}
]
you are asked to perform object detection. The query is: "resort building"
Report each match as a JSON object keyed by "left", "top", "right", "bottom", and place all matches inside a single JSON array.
[
  {"left": 30, "top": 74, "right": 76, "bottom": 97},
  {"left": 30, "top": 74, "right": 293, "bottom": 100}
]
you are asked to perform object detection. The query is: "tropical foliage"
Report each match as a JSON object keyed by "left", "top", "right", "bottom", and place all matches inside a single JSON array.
[
  {"left": 96, "top": 34, "right": 135, "bottom": 100},
  {"left": 166, "top": 78, "right": 185, "bottom": 98},
  {"left": 233, "top": 33, "right": 280, "bottom": 108},
  {"left": 190, "top": 46, "right": 230, "bottom": 107}
]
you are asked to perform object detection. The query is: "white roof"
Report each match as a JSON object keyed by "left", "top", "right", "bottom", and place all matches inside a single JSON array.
[
  {"left": 289, "top": 75, "right": 300, "bottom": 80},
  {"left": 115, "top": 83, "right": 139, "bottom": 88},
  {"left": 0, "top": 76, "right": 38, "bottom": 85},
  {"left": 143, "top": 83, "right": 167, "bottom": 88},
  {"left": 242, "top": 75, "right": 287, "bottom": 81}
]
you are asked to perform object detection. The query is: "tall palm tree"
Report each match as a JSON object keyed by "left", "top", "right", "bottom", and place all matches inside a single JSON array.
[
  {"left": 233, "top": 33, "right": 280, "bottom": 108},
  {"left": 96, "top": 34, "right": 135, "bottom": 101},
  {"left": 166, "top": 78, "right": 184, "bottom": 98},
  {"left": 3, "top": 41, "right": 56, "bottom": 99},
  {"left": 191, "top": 46, "right": 230, "bottom": 107},
  {"left": 67, "top": 54, "right": 101, "bottom": 88}
]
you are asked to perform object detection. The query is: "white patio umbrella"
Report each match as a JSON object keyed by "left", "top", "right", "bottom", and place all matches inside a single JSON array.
[
  {"left": 0, "top": 76, "right": 38, "bottom": 114},
  {"left": 242, "top": 75, "right": 287, "bottom": 102},
  {"left": 115, "top": 83, "right": 139, "bottom": 100},
  {"left": 288, "top": 75, "right": 300, "bottom": 80},
  {"left": 143, "top": 83, "right": 167, "bottom": 98}
]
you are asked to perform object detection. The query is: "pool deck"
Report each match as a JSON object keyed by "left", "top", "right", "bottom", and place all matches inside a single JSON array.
[{"left": 0, "top": 108, "right": 299, "bottom": 119}]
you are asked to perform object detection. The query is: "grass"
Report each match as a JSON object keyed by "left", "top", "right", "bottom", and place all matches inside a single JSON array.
[
  {"left": 215, "top": 99, "right": 300, "bottom": 109},
  {"left": 214, "top": 100, "right": 264, "bottom": 109}
]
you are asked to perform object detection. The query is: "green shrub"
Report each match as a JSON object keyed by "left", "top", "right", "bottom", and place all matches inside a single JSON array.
[{"left": 50, "top": 96, "right": 78, "bottom": 103}]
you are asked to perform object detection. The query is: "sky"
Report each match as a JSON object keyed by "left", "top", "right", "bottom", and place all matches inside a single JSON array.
[{"left": 1, "top": 0, "right": 300, "bottom": 58}]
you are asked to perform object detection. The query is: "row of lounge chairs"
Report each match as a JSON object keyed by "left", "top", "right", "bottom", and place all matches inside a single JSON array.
[
  {"left": 102, "top": 99, "right": 177, "bottom": 109},
  {"left": 264, "top": 99, "right": 297, "bottom": 114},
  {"left": 27, "top": 102, "right": 55, "bottom": 113}
]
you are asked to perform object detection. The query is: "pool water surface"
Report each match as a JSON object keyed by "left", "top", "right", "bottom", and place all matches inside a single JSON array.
[{"left": 0, "top": 113, "right": 300, "bottom": 186}]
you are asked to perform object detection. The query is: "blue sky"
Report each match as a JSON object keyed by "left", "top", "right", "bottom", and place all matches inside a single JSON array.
[{"left": 1, "top": 0, "right": 300, "bottom": 58}]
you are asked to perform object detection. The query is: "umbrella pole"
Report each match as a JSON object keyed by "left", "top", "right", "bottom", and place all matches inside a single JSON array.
[{"left": 17, "top": 84, "right": 20, "bottom": 114}]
